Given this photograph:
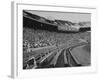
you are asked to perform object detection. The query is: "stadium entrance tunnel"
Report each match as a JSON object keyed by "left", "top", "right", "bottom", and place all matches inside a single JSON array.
[{"left": 79, "top": 27, "right": 91, "bottom": 32}]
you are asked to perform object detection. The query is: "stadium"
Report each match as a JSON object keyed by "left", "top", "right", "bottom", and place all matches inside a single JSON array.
[{"left": 23, "top": 10, "right": 91, "bottom": 69}]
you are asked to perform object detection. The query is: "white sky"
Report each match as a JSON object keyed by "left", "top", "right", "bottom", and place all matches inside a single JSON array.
[{"left": 26, "top": 10, "right": 91, "bottom": 23}]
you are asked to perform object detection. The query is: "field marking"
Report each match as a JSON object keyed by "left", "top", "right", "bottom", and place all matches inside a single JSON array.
[
  {"left": 63, "top": 49, "right": 68, "bottom": 64},
  {"left": 68, "top": 43, "right": 87, "bottom": 65},
  {"left": 40, "top": 49, "right": 57, "bottom": 63},
  {"left": 49, "top": 48, "right": 63, "bottom": 66}
]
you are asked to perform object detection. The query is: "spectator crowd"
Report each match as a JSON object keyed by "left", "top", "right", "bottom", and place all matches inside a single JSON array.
[{"left": 23, "top": 27, "right": 90, "bottom": 52}]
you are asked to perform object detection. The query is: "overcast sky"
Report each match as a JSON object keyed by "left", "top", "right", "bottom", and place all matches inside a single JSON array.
[{"left": 26, "top": 10, "right": 91, "bottom": 23}]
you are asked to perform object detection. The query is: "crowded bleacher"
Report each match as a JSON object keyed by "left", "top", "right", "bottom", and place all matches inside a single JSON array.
[{"left": 23, "top": 27, "right": 90, "bottom": 52}]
